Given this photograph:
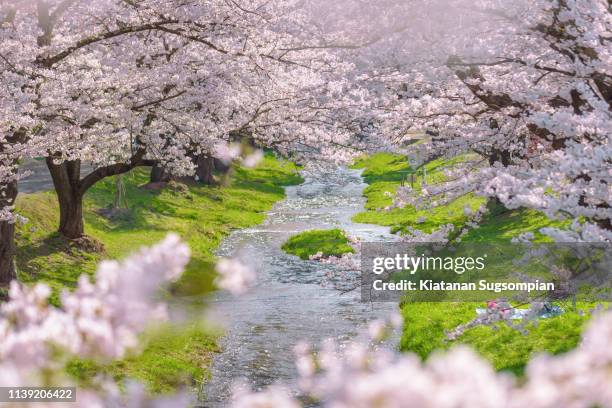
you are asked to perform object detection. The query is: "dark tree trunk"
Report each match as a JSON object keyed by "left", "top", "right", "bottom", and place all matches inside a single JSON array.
[
  {"left": 488, "top": 149, "right": 512, "bottom": 167},
  {"left": 0, "top": 129, "right": 26, "bottom": 285},
  {"left": 45, "top": 149, "right": 150, "bottom": 240},
  {"left": 229, "top": 128, "right": 257, "bottom": 148},
  {"left": 486, "top": 196, "right": 509, "bottom": 216},
  {"left": 150, "top": 162, "right": 172, "bottom": 183},
  {"left": 46, "top": 158, "right": 85, "bottom": 239},
  {"left": 0, "top": 179, "right": 18, "bottom": 286},
  {"left": 58, "top": 192, "right": 84, "bottom": 239},
  {"left": 213, "top": 157, "right": 231, "bottom": 174},
  {"left": 195, "top": 154, "right": 215, "bottom": 185}
]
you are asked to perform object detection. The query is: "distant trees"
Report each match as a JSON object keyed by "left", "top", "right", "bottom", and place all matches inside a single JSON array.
[{"left": 314, "top": 0, "right": 611, "bottom": 241}]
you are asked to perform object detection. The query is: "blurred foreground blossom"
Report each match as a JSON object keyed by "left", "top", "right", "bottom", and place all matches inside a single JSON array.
[
  {"left": 242, "top": 150, "right": 264, "bottom": 168},
  {"left": 215, "top": 258, "right": 257, "bottom": 295},
  {"left": 214, "top": 142, "right": 243, "bottom": 165},
  {"left": 228, "top": 311, "right": 612, "bottom": 408},
  {"left": 0, "top": 234, "right": 191, "bottom": 406},
  {"left": 231, "top": 384, "right": 299, "bottom": 408},
  {"left": 213, "top": 142, "right": 264, "bottom": 169},
  {"left": 2, "top": 234, "right": 612, "bottom": 407}
]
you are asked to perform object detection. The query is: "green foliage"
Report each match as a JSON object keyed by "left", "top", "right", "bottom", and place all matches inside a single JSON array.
[
  {"left": 66, "top": 324, "right": 219, "bottom": 394},
  {"left": 352, "top": 152, "right": 410, "bottom": 185},
  {"left": 400, "top": 302, "right": 591, "bottom": 375},
  {"left": 15, "top": 193, "right": 99, "bottom": 305},
  {"left": 460, "top": 202, "right": 568, "bottom": 243},
  {"left": 351, "top": 152, "right": 486, "bottom": 234},
  {"left": 15, "top": 152, "right": 303, "bottom": 393},
  {"left": 111, "top": 324, "right": 219, "bottom": 394},
  {"left": 282, "top": 229, "right": 354, "bottom": 260},
  {"left": 353, "top": 152, "right": 590, "bottom": 375}
]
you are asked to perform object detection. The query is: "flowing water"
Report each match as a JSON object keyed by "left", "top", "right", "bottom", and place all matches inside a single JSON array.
[{"left": 201, "top": 166, "right": 399, "bottom": 407}]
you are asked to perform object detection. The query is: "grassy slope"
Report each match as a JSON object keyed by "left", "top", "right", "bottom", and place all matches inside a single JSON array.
[
  {"left": 66, "top": 323, "right": 219, "bottom": 394},
  {"left": 15, "top": 152, "right": 303, "bottom": 393},
  {"left": 352, "top": 152, "right": 589, "bottom": 375},
  {"left": 399, "top": 302, "right": 589, "bottom": 375},
  {"left": 282, "top": 228, "right": 354, "bottom": 260},
  {"left": 352, "top": 153, "right": 486, "bottom": 234}
]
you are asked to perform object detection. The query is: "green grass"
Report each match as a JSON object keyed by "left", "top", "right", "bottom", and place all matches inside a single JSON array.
[
  {"left": 351, "top": 152, "right": 486, "bottom": 234},
  {"left": 460, "top": 202, "right": 568, "bottom": 242},
  {"left": 281, "top": 229, "right": 354, "bottom": 260},
  {"left": 15, "top": 151, "right": 303, "bottom": 393},
  {"left": 352, "top": 151, "right": 590, "bottom": 375},
  {"left": 400, "top": 301, "right": 591, "bottom": 375},
  {"left": 66, "top": 323, "right": 220, "bottom": 394}
]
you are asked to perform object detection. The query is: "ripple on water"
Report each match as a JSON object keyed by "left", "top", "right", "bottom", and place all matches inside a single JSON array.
[{"left": 201, "top": 167, "right": 399, "bottom": 407}]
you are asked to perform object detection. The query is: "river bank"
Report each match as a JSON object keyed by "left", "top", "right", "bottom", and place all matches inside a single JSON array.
[
  {"left": 13, "top": 152, "right": 303, "bottom": 393},
  {"left": 202, "top": 165, "right": 400, "bottom": 406},
  {"left": 351, "top": 152, "right": 591, "bottom": 376}
]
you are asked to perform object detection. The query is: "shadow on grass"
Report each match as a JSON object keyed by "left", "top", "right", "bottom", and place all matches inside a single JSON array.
[
  {"left": 233, "top": 166, "right": 304, "bottom": 188},
  {"left": 356, "top": 154, "right": 410, "bottom": 184}
]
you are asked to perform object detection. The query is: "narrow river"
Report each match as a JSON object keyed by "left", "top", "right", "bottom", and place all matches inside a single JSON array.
[{"left": 201, "top": 166, "right": 399, "bottom": 407}]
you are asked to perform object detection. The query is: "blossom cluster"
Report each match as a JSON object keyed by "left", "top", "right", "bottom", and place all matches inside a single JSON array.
[
  {"left": 215, "top": 257, "right": 257, "bottom": 295},
  {"left": 0, "top": 0, "right": 363, "bottom": 182},
  {"left": 233, "top": 310, "right": 612, "bottom": 408},
  {"left": 0, "top": 234, "right": 191, "bottom": 406},
  {"left": 309, "top": 0, "right": 611, "bottom": 242}
]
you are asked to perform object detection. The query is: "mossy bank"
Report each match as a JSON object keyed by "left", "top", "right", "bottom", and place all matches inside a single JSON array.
[
  {"left": 352, "top": 152, "right": 592, "bottom": 375},
  {"left": 282, "top": 228, "right": 354, "bottom": 260},
  {"left": 15, "top": 152, "right": 303, "bottom": 393}
]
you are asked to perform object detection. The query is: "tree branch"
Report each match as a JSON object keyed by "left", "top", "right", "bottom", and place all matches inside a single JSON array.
[{"left": 79, "top": 148, "right": 147, "bottom": 194}]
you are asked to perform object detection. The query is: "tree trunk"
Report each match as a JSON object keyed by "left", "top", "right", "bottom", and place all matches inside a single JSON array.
[
  {"left": 0, "top": 129, "right": 26, "bottom": 286},
  {"left": 150, "top": 163, "right": 172, "bottom": 183},
  {"left": 46, "top": 158, "right": 85, "bottom": 239},
  {"left": 213, "top": 157, "right": 231, "bottom": 174},
  {"left": 45, "top": 149, "right": 150, "bottom": 240},
  {"left": 58, "top": 192, "right": 84, "bottom": 239},
  {"left": 0, "top": 179, "right": 18, "bottom": 286},
  {"left": 488, "top": 148, "right": 512, "bottom": 167},
  {"left": 195, "top": 154, "right": 215, "bottom": 185}
]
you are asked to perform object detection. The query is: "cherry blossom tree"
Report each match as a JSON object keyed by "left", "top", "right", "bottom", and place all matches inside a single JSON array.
[
  {"left": 0, "top": 132, "right": 25, "bottom": 285},
  {"left": 0, "top": 0, "right": 361, "bottom": 277},
  {"left": 0, "top": 4, "right": 40, "bottom": 284},
  {"left": 307, "top": 0, "right": 611, "bottom": 241}
]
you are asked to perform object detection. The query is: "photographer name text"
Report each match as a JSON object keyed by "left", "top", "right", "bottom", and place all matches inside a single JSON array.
[{"left": 372, "top": 279, "right": 555, "bottom": 293}]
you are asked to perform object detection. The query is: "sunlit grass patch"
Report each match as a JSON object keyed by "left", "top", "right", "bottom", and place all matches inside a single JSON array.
[
  {"left": 282, "top": 228, "right": 354, "bottom": 260},
  {"left": 400, "top": 301, "right": 594, "bottom": 376},
  {"left": 351, "top": 152, "right": 485, "bottom": 234},
  {"left": 66, "top": 323, "right": 220, "bottom": 394}
]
